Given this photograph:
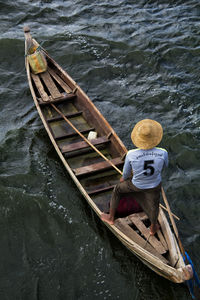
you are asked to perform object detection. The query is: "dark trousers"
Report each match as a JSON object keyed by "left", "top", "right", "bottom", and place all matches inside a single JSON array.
[{"left": 110, "top": 179, "right": 161, "bottom": 224}]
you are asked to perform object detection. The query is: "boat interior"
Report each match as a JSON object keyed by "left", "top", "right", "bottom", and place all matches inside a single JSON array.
[{"left": 28, "top": 50, "right": 183, "bottom": 269}]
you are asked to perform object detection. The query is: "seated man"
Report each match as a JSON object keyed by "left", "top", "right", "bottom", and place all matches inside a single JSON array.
[{"left": 101, "top": 119, "right": 168, "bottom": 236}]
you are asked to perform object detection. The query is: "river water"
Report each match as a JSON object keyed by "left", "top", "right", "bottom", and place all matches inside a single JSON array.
[{"left": 0, "top": 1, "right": 200, "bottom": 299}]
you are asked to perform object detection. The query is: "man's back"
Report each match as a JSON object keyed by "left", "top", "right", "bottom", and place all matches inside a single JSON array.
[{"left": 123, "top": 147, "right": 168, "bottom": 189}]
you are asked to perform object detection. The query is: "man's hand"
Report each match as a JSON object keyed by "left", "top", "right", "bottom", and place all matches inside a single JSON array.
[{"left": 120, "top": 177, "right": 125, "bottom": 182}]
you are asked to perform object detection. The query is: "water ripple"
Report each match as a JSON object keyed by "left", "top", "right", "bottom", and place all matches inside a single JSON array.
[{"left": 0, "top": 1, "right": 199, "bottom": 299}]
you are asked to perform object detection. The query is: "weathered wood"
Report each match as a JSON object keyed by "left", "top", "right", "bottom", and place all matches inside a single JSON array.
[
  {"left": 115, "top": 218, "right": 169, "bottom": 264},
  {"left": 88, "top": 185, "right": 115, "bottom": 196},
  {"left": 131, "top": 212, "right": 168, "bottom": 251},
  {"left": 40, "top": 71, "right": 61, "bottom": 99},
  {"left": 54, "top": 128, "right": 95, "bottom": 140},
  {"left": 129, "top": 215, "right": 166, "bottom": 255},
  {"left": 51, "top": 103, "right": 125, "bottom": 176},
  {"left": 74, "top": 92, "right": 127, "bottom": 157},
  {"left": 74, "top": 157, "right": 123, "bottom": 177},
  {"left": 158, "top": 209, "right": 179, "bottom": 267},
  {"left": 24, "top": 30, "right": 187, "bottom": 284},
  {"left": 161, "top": 188, "right": 185, "bottom": 257},
  {"left": 48, "top": 67, "right": 72, "bottom": 93},
  {"left": 60, "top": 136, "right": 110, "bottom": 154},
  {"left": 31, "top": 73, "right": 49, "bottom": 101},
  {"left": 172, "top": 233, "right": 185, "bottom": 269},
  {"left": 124, "top": 212, "right": 148, "bottom": 226},
  {"left": 131, "top": 211, "right": 148, "bottom": 221},
  {"left": 47, "top": 111, "right": 83, "bottom": 122},
  {"left": 157, "top": 229, "right": 168, "bottom": 251},
  {"left": 38, "top": 93, "right": 76, "bottom": 105}
]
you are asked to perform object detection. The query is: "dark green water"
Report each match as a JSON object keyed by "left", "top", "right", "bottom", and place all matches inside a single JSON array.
[{"left": 0, "top": 1, "right": 200, "bottom": 299}]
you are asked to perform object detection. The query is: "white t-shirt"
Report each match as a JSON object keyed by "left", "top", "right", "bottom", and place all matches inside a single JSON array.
[{"left": 123, "top": 147, "right": 168, "bottom": 189}]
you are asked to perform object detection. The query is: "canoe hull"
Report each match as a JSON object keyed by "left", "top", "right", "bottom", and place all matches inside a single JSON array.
[{"left": 24, "top": 29, "right": 186, "bottom": 284}]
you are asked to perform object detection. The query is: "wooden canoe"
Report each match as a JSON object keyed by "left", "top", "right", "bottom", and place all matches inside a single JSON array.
[{"left": 23, "top": 27, "right": 188, "bottom": 284}]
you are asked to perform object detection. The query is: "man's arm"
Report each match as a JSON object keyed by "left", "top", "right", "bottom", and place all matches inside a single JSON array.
[{"left": 122, "top": 154, "right": 132, "bottom": 180}]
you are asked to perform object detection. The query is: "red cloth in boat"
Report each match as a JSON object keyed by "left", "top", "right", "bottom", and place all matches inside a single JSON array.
[{"left": 115, "top": 195, "right": 142, "bottom": 218}]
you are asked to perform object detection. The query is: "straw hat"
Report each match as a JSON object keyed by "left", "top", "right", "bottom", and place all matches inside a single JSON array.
[{"left": 131, "top": 119, "right": 163, "bottom": 150}]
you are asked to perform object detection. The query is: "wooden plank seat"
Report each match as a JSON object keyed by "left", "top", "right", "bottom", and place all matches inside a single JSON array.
[
  {"left": 54, "top": 128, "right": 95, "bottom": 140},
  {"left": 73, "top": 157, "right": 123, "bottom": 177},
  {"left": 60, "top": 136, "right": 110, "bottom": 154},
  {"left": 47, "top": 111, "right": 83, "bottom": 122},
  {"left": 38, "top": 93, "right": 76, "bottom": 106}
]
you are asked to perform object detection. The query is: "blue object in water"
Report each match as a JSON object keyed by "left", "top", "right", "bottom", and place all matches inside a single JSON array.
[{"left": 183, "top": 251, "right": 200, "bottom": 299}]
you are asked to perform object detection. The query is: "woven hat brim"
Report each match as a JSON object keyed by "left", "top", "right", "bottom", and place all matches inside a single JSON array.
[{"left": 131, "top": 119, "right": 163, "bottom": 150}]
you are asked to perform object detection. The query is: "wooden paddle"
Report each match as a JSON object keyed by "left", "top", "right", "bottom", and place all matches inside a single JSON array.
[
  {"left": 161, "top": 187, "right": 200, "bottom": 299},
  {"left": 51, "top": 103, "right": 122, "bottom": 174},
  {"left": 50, "top": 103, "right": 179, "bottom": 220},
  {"left": 161, "top": 188, "right": 184, "bottom": 252}
]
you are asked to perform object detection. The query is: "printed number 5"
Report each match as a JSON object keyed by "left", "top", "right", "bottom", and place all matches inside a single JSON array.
[{"left": 144, "top": 160, "right": 155, "bottom": 176}]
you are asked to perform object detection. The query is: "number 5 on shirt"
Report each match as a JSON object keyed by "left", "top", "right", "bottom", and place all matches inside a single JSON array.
[{"left": 144, "top": 160, "right": 155, "bottom": 176}]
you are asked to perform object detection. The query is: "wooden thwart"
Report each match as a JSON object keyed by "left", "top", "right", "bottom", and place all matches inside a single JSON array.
[
  {"left": 74, "top": 157, "right": 123, "bottom": 177},
  {"left": 60, "top": 136, "right": 110, "bottom": 154},
  {"left": 47, "top": 111, "right": 83, "bottom": 123},
  {"left": 54, "top": 127, "right": 95, "bottom": 140},
  {"left": 38, "top": 93, "right": 76, "bottom": 105}
]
